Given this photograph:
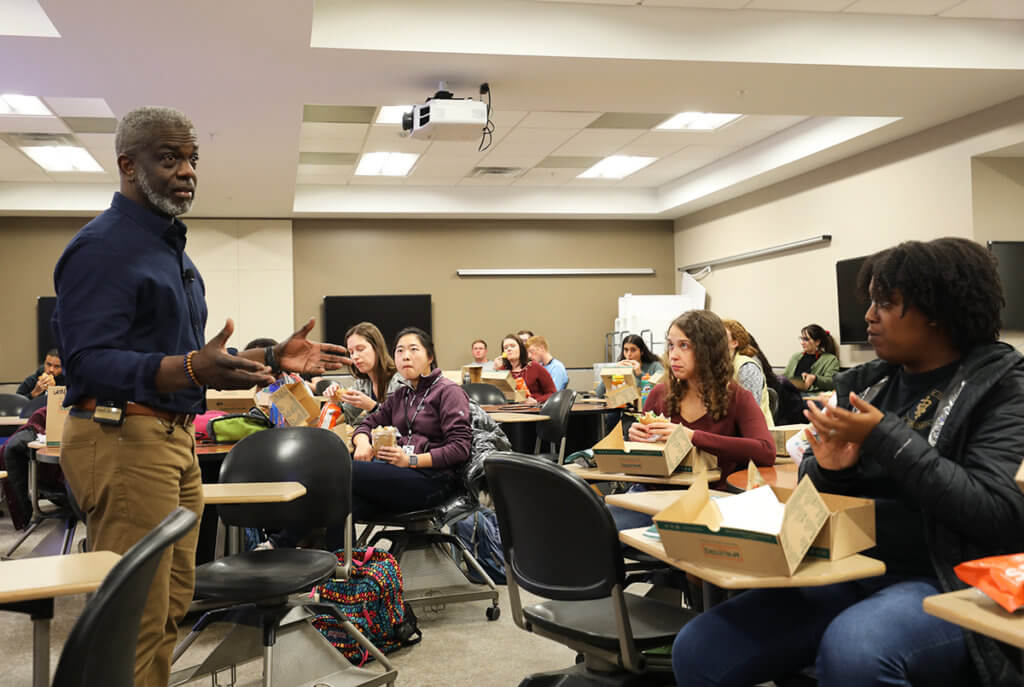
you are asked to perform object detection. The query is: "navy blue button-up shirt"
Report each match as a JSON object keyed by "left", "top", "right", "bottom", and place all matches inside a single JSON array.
[{"left": 53, "top": 192, "right": 207, "bottom": 413}]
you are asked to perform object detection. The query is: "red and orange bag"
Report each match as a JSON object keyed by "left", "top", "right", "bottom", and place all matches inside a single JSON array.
[{"left": 954, "top": 553, "right": 1024, "bottom": 612}]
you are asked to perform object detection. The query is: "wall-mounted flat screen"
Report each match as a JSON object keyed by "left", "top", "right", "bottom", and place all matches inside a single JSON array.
[
  {"left": 989, "top": 241, "right": 1024, "bottom": 331},
  {"left": 323, "top": 295, "right": 432, "bottom": 354},
  {"left": 836, "top": 256, "right": 868, "bottom": 345}
]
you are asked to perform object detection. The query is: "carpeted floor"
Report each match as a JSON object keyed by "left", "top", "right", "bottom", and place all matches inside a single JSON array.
[{"left": 0, "top": 512, "right": 684, "bottom": 687}]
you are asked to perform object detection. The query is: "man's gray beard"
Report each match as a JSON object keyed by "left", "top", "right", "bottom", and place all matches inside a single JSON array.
[{"left": 135, "top": 167, "right": 193, "bottom": 216}]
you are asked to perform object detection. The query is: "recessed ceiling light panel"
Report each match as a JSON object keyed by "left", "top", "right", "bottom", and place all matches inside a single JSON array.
[
  {"left": 20, "top": 145, "right": 103, "bottom": 172},
  {"left": 0, "top": 94, "right": 52, "bottom": 116},
  {"left": 577, "top": 155, "right": 656, "bottom": 180},
  {"left": 376, "top": 106, "right": 414, "bottom": 125},
  {"left": 656, "top": 112, "right": 742, "bottom": 131},
  {"left": 355, "top": 151, "right": 419, "bottom": 176}
]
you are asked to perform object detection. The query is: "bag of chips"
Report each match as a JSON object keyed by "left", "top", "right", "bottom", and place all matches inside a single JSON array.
[{"left": 954, "top": 553, "right": 1024, "bottom": 612}]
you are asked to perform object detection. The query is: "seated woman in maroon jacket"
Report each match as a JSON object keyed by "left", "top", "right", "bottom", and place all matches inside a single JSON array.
[
  {"left": 493, "top": 333, "right": 557, "bottom": 403},
  {"left": 609, "top": 309, "right": 775, "bottom": 530}
]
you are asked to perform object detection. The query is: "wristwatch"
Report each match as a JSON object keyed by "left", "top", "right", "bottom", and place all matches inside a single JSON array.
[
  {"left": 264, "top": 345, "right": 281, "bottom": 375},
  {"left": 408, "top": 454, "right": 418, "bottom": 468}
]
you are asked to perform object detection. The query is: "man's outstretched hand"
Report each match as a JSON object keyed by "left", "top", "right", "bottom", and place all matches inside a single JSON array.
[{"left": 276, "top": 317, "right": 351, "bottom": 375}]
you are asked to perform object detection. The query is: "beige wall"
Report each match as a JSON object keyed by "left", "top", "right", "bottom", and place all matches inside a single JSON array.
[
  {"left": 674, "top": 97, "right": 1024, "bottom": 368},
  {"left": 0, "top": 217, "right": 85, "bottom": 383},
  {"left": 292, "top": 219, "right": 675, "bottom": 369}
]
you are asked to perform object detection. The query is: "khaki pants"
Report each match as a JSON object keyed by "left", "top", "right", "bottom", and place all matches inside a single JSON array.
[{"left": 60, "top": 414, "right": 203, "bottom": 687}]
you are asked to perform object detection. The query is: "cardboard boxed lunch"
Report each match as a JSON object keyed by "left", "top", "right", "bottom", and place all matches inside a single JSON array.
[
  {"left": 592, "top": 422, "right": 717, "bottom": 478},
  {"left": 207, "top": 388, "right": 257, "bottom": 415},
  {"left": 773, "top": 486, "right": 875, "bottom": 561},
  {"left": 770, "top": 424, "right": 808, "bottom": 456},
  {"left": 270, "top": 381, "right": 320, "bottom": 427},
  {"left": 45, "top": 386, "right": 69, "bottom": 446},
  {"left": 601, "top": 366, "right": 639, "bottom": 407},
  {"left": 653, "top": 474, "right": 833, "bottom": 576},
  {"left": 481, "top": 370, "right": 527, "bottom": 402}
]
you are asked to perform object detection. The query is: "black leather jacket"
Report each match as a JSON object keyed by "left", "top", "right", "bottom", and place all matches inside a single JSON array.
[{"left": 802, "top": 343, "right": 1024, "bottom": 686}]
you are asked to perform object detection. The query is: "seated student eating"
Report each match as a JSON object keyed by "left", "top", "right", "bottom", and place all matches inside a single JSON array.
[
  {"left": 493, "top": 333, "right": 556, "bottom": 403},
  {"left": 607, "top": 309, "right": 775, "bottom": 530},
  {"left": 672, "top": 237, "right": 1024, "bottom": 687}
]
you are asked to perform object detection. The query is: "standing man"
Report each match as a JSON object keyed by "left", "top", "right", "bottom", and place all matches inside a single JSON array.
[
  {"left": 527, "top": 335, "right": 569, "bottom": 390},
  {"left": 16, "top": 348, "right": 65, "bottom": 399},
  {"left": 53, "top": 106, "right": 347, "bottom": 687}
]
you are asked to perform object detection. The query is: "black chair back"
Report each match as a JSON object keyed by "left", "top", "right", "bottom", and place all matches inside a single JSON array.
[
  {"left": 19, "top": 393, "right": 47, "bottom": 418},
  {"left": 463, "top": 383, "right": 507, "bottom": 405},
  {"left": 485, "top": 452, "right": 624, "bottom": 600},
  {"left": 314, "top": 378, "right": 340, "bottom": 396},
  {"left": 52, "top": 507, "right": 197, "bottom": 687},
  {"left": 0, "top": 393, "right": 28, "bottom": 417},
  {"left": 217, "top": 426, "right": 352, "bottom": 532},
  {"left": 535, "top": 388, "right": 576, "bottom": 446}
]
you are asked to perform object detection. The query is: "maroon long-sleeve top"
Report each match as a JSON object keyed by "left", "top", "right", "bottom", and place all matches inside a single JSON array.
[
  {"left": 508, "top": 361, "right": 557, "bottom": 402},
  {"left": 353, "top": 368, "right": 472, "bottom": 470},
  {"left": 644, "top": 381, "right": 775, "bottom": 481}
]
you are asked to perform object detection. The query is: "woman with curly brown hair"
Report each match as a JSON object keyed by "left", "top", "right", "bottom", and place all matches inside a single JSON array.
[{"left": 629, "top": 310, "right": 775, "bottom": 484}]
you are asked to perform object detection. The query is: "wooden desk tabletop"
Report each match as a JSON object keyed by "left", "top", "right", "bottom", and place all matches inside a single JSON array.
[
  {"left": 202, "top": 481, "right": 306, "bottom": 504},
  {"left": 923, "top": 588, "right": 1024, "bottom": 649},
  {"left": 0, "top": 551, "right": 121, "bottom": 604},
  {"left": 726, "top": 463, "right": 799, "bottom": 491},
  {"left": 620, "top": 528, "right": 885, "bottom": 589},
  {"left": 0, "top": 416, "right": 25, "bottom": 426},
  {"left": 565, "top": 463, "right": 721, "bottom": 486},
  {"left": 489, "top": 412, "right": 551, "bottom": 424}
]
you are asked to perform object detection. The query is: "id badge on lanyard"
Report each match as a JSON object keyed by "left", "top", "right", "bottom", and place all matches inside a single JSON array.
[{"left": 403, "top": 376, "right": 440, "bottom": 454}]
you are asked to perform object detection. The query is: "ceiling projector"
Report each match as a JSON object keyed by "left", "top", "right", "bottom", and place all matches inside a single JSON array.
[{"left": 401, "top": 82, "right": 489, "bottom": 141}]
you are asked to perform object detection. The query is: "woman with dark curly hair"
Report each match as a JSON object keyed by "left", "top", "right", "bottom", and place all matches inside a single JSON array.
[{"left": 672, "top": 237, "right": 1024, "bottom": 687}]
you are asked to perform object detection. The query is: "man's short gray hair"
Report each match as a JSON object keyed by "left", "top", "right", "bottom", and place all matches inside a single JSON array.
[{"left": 114, "top": 106, "right": 195, "bottom": 157}]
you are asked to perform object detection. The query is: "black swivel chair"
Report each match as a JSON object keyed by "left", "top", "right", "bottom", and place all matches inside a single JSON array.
[
  {"left": 463, "top": 382, "right": 507, "bottom": 405},
  {"left": 171, "top": 427, "right": 396, "bottom": 687},
  {"left": 314, "top": 378, "right": 340, "bottom": 396},
  {"left": 485, "top": 452, "right": 697, "bottom": 685},
  {"left": 0, "top": 393, "right": 28, "bottom": 417},
  {"left": 358, "top": 446, "right": 502, "bottom": 620},
  {"left": 533, "top": 388, "right": 577, "bottom": 463},
  {"left": 51, "top": 506, "right": 198, "bottom": 687},
  {"left": 18, "top": 393, "right": 47, "bottom": 418}
]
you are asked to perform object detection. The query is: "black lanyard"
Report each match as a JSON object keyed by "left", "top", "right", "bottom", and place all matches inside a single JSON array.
[{"left": 402, "top": 375, "right": 441, "bottom": 445}]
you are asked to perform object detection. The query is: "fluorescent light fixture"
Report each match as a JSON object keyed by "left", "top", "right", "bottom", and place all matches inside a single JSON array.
[
  {"left": 0, "top": 94, "right": 52, "bottom": 116},
  {"left": 20, "top": 145, "right": 103, "bottom": 172},
  {"left": 376, "top": 105, "right": 414, "bottom": 125},
  {"left": 577, "top": 155, "right": 656, "bottom": 180},
  {"left": 458, "top": 268, "right": 655, "bottom": 277},
  {"left": 355, "top": 151, "right": 419, "bottom": 176},
  {"left": 656, "top": 112, "right": 742, "bottom": 131}
]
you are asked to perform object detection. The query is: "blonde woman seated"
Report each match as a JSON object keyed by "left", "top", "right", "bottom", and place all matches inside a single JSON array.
[{"left": 722, "top": 319, "right": 776, "bottom": 428}]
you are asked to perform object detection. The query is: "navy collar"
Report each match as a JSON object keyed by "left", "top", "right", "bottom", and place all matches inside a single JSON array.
[{"left": 110, "top": 192, "right": 188, "bottom": 243}]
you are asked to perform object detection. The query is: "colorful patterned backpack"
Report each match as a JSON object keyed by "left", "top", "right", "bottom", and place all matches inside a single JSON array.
[{"left": 310, "top": 547, "right": 422, "bottom": 665}]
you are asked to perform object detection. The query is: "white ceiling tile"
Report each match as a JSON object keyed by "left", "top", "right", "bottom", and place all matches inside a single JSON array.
[
  {"left": 565, "top": 177, "right": 622, "bottom": 188},
  {"left": 744, "top": 0, "right": 854, "bottom": 10},
  {"left": 497, "top": 127, "right": 579, "bottom": 153},
  {"left": 940, "top": 0, "right": 1024, "bottom": 19},
  {"left": 738, "top": 114, "right": 809, "bottom": 131},
  {"left": 76, "top": 132, "right": 115, "bottom": 149},
  {"left": 643, "top": 0, "right": 749, "bottom": 7},
  {"left": 0, "top": 115, "right": 71, "bottom": 134},
  {"left": 297, "top": 163, "right": 355, "bottom": 177},
  {"left": 479, "top": 147, "right": 548, "bottom": 168},
  {"left": 363, "top": 129, "right": 430, "bottom": 154},
  {"left": 404, "top": 176, "right": 466, "bottom": 186},
  {"left": 669, "top": 144, "right": 740, "bottom": 162},
  {"left": 43, "top": 97, "right": 115, "bottom": 118},
  {"left": 489, "top": 110, "right": 528, "bottom": 130},
  {"left": 458, "top": 175, "right": 517, "bottom": 186},
  {"left": 517, "top": 111, "right": 602, "bottom": 129},
  {"left": 844, "top": 0, "right": 960, "bottom": 15},
  {"left": 552, "top": 128, "right": 646, "bottom": 156},
  {"left": 513, "top": 168, "right": 583, "bottom": 186},
  {"left": 299, "top": 137, "right": 364, "bottom": 154},
  {"left": 299, "top": 122, "right": 368, "bottom": 143},
  {"left": 0, "top": 142, "right": 51, "bottom": 181}
]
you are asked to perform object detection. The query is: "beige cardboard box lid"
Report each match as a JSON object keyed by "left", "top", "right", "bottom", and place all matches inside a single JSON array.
[
  {"left": 773, "top": 486, "right": 875, "bottom": 561},
  {"left": 592, "top": 422, "right": 716, "bottom": 477},
  {"left": 207, "top": 388, "right": 258, "bottom": 414},
  {"left": 481, "top": 370, "right": 527, "bottom": 401},
  {"left": 270, "top": 380, "right": 320, "bottom": 427},
  {"left": 45, "top": 386, "right": 69, "bottom": 446},
  {"left": 441, "top": 370, "right": 463, "bottom": 384},
  {"left": 770, "top": 424, "right": 808, "bottom": 456},
  {"left": 654, "top": 473, "right": 831, "bottom": 576},
  {"left": 601, "top": 366, "right": 639, "bottom": 407}
]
